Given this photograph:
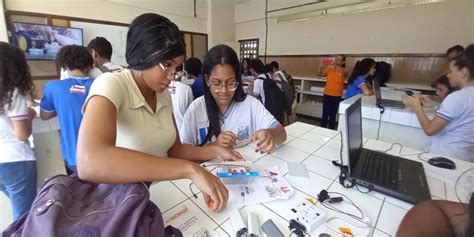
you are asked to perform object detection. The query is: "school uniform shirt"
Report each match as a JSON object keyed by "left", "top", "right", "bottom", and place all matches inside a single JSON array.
[
  {"left": 191, "top": 75, "right": 205, "bottom": 99},
  {"left": 84, "top": 69, "right": 176, "bottom": 157},
  {"left": 89, "top": 62, "right": 123, "bottom": 78},
  {"left": 345, "top": 75, "right": 367, "bottom": 99},
  {"left": 429, "top": 85, "right": 474, "bottom": 162},
  {"left": 168, "top": 80, "right": 193, "bottom": 129},
  {"left": 40, "top": 76, "right": 95, "bottom": 168},
  {"left": 324, "top": 66, "right": 345, "bottom": 97},
  {"left": 180, "top": 96, "right": 280, "bottom": 146},
  {"left": 253, "top": 74, "right": 268, "bottom": 104},
  {"left": 0, "top": 89, "right": 35, "bottom": 163},
  {"left": 274, "top": 70, "right": 288, "bottom": 82}
]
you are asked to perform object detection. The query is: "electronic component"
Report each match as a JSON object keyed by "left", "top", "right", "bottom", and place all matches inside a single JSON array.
[
  {"left": 248, "top": 212, "right": 260, "bottom": 237},
  {"left": 261, "top": 219, "right": 284, "bottom": 237},
  {"left": 229, "top": 209, "right": 247, "bottom": 237},
  {"left": 290, "top": 199, "right": 327, "bottom": 233}
]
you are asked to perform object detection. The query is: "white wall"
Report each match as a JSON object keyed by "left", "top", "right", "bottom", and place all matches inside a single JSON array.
[
  {"left": 235, "top": 0, "right": 473, "bottom": 55},
  {"left": 0, "top": 0, "right": 8, "bottom": 42},
  {"left": 207, "top": 0, "right": 236, "bottom": 48},
  {"left": 5, "top": 0, "right": 208, "bottom": 33}
]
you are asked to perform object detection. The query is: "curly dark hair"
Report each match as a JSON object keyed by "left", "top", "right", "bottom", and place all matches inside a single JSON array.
[
  {"left": 0, "top": 42, "right": 35, "bottom": 114},
  {"left": 57, "top": 45, "right": 93, "bottom": 71}
]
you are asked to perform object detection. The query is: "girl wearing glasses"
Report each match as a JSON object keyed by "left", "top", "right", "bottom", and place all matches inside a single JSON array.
[
  {"left": 77, "top": 14, "right": 242, "bottom": 213},
  {"left": 180, "top": 45, "right": 287, "bottom": 153}
]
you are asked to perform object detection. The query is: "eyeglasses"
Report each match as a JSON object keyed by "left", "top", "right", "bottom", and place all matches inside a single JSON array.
[
  {"left": 159, "top": 62, "right": 177, "bottom": 77},
  {"left": 207, "top": 81, "right": 239, "bottom": 92}
]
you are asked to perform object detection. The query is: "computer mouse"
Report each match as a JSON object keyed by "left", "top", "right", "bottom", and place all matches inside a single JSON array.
[{"left": 427, "top": 157, "right": 456, "bottom": 170}]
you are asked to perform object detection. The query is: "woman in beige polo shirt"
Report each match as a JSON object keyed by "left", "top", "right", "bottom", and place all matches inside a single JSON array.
[{"left": 76, "top": 13, "right": 242, "bottom": 212}]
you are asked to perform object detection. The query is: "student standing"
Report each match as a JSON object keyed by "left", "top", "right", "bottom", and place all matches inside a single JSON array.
[
  {"left": 319, "top": 55, "right": 348, "bottom": 129},
  {"left": 87, "top": 37, "right": 123, "bottom": 77},
  {"left": 77, "top": 13, "right": 242, "bottom": 212},
  {"left": 0, "top": 42, "right": 37, "bottom": 220},
  {"left": 40, "top": 45, "right": 95, "bottom": 174}
]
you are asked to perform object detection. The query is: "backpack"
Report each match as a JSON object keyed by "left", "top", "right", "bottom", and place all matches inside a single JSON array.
[
  {"left": 257, "top": 75, "right": 287, "bottom": 119},
  {"left": 2, "top": 174, "right": 182, "bottom": 237},
  {"left": 275, "top": 72, "right": 295, "bottom": 115},
  {"left": 98, "top": 65, "right": 111, "bottom": 73}
]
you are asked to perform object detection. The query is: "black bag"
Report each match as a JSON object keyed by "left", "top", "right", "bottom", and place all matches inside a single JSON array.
[
  {"left": 257, "top": 75, "right": 286, "bottom": 119},
  {"left": 275, "top": 72, "right": 295, "bottom": 115}
]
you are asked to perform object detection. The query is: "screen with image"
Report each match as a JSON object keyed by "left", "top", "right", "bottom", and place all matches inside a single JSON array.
[
  {"left": 346, "top": 98, "right": 363, "bottom": 174},
  {"left": 13, "top": 22, "right": 83, "bottom": 60}
]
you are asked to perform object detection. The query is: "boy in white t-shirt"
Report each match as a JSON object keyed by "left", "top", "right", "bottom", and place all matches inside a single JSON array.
[
  {"left": 0, "top": 42, "right": 37, "bottom": 220},
  {"left": 169, "top": 72, "right": 194, "bottom": 129},
  {"left": 181, "top": 45, "right": 286, "bottom": 152}
]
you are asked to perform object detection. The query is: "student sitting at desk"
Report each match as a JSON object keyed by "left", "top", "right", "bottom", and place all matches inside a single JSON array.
[
  {"left": 422, "top": 75, "right": 457, "bottom": 109},
  {"left": 40, "top": 45, "right": 95, "bottom": 174},
  {"left": 404, "top": 44, "right": 474, "bottom": 162},
  {"left": 344, "top": 58, "right": 376, "bottom": 99},
  {"left": 180, "top": 45, "right": 287, "bottom": 153}
]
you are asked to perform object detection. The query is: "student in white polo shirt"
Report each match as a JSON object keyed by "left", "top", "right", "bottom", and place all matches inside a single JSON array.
[
  {"left": 404, "top": 44, "right": 474, "bottom": 162},
  {"left": 87, "top": 37, "right": 123, "bottom": 77},
  {"left": 0, "top": 42, "right": 37, "bottom": 221},
  {"left": 77, "top": 13, "right": 242, "bottom": 213},
  {"left": 181, "top": 45, "right": 287, "bottom": 152}
]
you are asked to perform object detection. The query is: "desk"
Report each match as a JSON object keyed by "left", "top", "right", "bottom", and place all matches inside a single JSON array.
[
  {"left": 148, "top": 122, "right": 471, "bottom": 237},
  {"left": 338, "top": 88, "right": 436, "bottom": 151}
]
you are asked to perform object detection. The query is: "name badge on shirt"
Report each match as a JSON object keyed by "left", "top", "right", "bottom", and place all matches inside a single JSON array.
[{"left": 70, "top": 85, "right": 86, "bottom": 94}]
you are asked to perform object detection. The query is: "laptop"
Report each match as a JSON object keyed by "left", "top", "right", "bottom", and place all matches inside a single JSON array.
[
  {"left": 345, "top": 98, "right": 431, "bottom": 204},
  {"left": 373, "top": 78, "right": 405, "bottom": 108}
]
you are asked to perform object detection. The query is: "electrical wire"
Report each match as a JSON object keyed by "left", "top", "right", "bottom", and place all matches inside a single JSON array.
[
  {"left": 383, "top": 143, "right": 403, "bottom": 154},
  {"left": 375, "top": 104, "right": 385, "bottom": 140}
]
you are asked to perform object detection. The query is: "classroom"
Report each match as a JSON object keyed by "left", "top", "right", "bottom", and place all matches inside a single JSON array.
[{"left": 0, "top": 0, "right": 473, "bottom": 236}]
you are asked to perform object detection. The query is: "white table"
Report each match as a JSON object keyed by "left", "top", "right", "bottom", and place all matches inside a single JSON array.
[
  {"left": 148, "top": 122, "right": 471, "bottom": 237},
  {"left": 338, "top": 88, "right": 436, "bottom": 151}
]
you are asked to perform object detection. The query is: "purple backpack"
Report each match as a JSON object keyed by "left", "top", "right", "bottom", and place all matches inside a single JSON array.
[{"left": 2, "top": 174, "right": 182, "bottom": 237}]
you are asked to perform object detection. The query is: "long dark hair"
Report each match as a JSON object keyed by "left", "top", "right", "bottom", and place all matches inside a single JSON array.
[
  {"left": 436, "top": 75, "right": 456, "bottom": 95},
  {"left": 454, "top": 44, "right": 474, "bottom": 80},
  {"left": 347, "top": 58, "right": 375, "bottom": 85},
  {"left": 0, "top": 42, "right": 35, "bottom": 114},
  {"left": 200, "top": 44, "right": 247, "bottom": 146},
  {"left": 126, "top": 13, "right": 185, "bottom": 70},
  {"left": 338, "top": 54, "right": 346, "bottom": 68}
]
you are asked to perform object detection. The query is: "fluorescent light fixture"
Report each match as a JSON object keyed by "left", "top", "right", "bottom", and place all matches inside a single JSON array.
[{"left": 275, "top": 0, "right": 446, "bottom": 23}]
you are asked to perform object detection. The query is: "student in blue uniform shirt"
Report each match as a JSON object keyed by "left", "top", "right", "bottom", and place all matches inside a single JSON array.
[
  {"left": 345, "top": 58, "right": 376, "bottom": 99},
  {"left": 40, "top": 45, "right": 95, "bottom": 174}
]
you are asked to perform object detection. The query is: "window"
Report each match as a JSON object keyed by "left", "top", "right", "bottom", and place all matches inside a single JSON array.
[{"left": 238, "top": 38, "right": 259, "bottom": 60}]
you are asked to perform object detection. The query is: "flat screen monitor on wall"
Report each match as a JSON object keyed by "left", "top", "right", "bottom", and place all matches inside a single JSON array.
[{"left": 12, "top": 22, "right": 83, "bottom": 60}]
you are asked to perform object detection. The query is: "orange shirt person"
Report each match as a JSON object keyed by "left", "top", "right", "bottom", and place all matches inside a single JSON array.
[{"left": 319, "top": 55, "right": 348, "bottom": 129}]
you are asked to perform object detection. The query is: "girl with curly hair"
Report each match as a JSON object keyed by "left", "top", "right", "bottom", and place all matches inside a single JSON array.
[{"left": 0, "top": 42, "right": 37, "bottom": 221}]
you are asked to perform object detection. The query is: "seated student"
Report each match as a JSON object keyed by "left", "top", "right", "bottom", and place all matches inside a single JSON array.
[
  {"left": 187, "top": 57, "right": 205, "bottom": 98},
  {"left": 40, "top": 45, "right": 95, "bottom": 175},
  {"left": 396, "top": 197, "right": 472, "bottom": 237},
  {"left": 180, "top": 45, "right": 286, "bottom": 152},
  {"left": 77, "top": 14, "right": 242, "bottom": 213},
  {"left": 319, "top": 55, "right": 348, "bottom": 129},
  {"left": 87, "top": 37, "right": 123, "bottom": 77},
  {"left": 404, "top": 44, "right": 474, "bottom": 162},
  {"left": 422, "top": 75, "right": 457, "bottom": 109},
  {"left": 169, "top": 69, "right": 193, "bottom": 129},
  {"left": 0, "top": 42, "right": 37, "bottom": 221},
  {"left": 344, "top": 58, "right": 376, "bottom": 99}
]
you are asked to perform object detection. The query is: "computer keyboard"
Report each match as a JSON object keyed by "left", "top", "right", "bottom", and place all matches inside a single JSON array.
[{"left": 361, "top": 151, "right": 399, "bottom": 189}]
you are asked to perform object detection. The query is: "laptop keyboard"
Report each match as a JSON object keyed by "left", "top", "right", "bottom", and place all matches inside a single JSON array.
[{"left": 361, "top": 151, "right": 399, "bottom": 189}]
